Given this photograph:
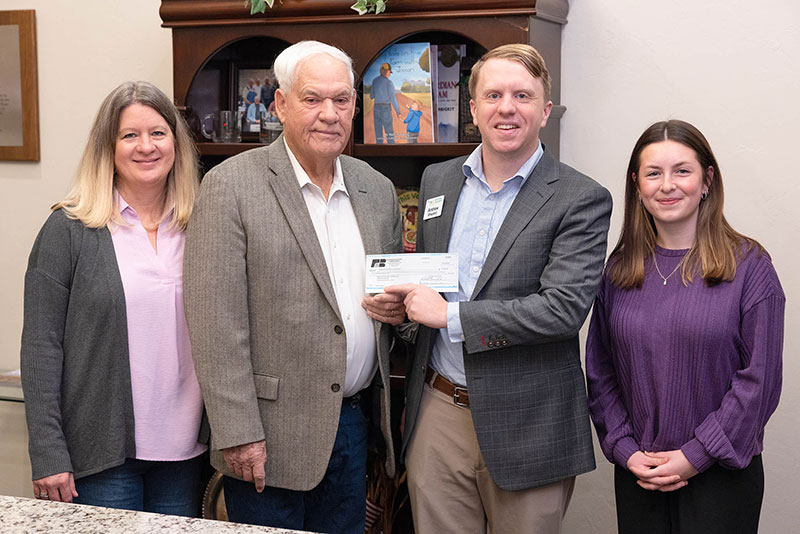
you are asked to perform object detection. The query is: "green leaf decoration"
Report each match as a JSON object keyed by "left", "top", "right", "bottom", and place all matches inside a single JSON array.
[
  {"left": 246, "top": 0, "right": 272, "bottom": 15},
  {"left": 247, "top": 0, "right": 385, "bottom": 16},
  {"left": 351, "top": 0, "right": 386, "bottom": 15}
]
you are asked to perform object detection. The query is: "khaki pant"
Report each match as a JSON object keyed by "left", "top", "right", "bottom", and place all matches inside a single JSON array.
[{"left": 406, "top": 384, "right": 574, "bottom": 534}]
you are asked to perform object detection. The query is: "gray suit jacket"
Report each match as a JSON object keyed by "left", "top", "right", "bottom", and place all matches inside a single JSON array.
[
  {"left": 403, "top": 148, "right": 612, "bottom": 491},
  {"left": 184, "top": 138, "right": 401, "bottom": 491}
]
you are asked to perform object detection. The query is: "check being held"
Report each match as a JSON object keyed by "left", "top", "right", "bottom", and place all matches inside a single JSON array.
[{"left": 365, "top": 254, "right": 458, "bottom": 293}]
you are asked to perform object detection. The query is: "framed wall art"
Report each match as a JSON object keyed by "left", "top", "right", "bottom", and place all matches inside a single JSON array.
[
  {"left": 234, "top": 63, "right": 277, "bottom": 134},
  {"left": 0, "top": 10, "right": 39, "bottom": 161}
]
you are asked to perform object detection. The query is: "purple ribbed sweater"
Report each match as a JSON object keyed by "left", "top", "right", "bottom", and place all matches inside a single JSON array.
[{"left": 586, "top": 246, "right": 784, "bottom": 473}]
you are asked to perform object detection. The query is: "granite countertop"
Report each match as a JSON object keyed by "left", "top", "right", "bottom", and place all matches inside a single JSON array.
[{"left": 0, "top": 495, "right": 313, "bottom": 533}]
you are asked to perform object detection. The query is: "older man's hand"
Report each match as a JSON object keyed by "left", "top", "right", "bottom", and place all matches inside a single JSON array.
[
  {"left": 362, "top": 292, "right": 406, "bottom": 325},
  {"left": 222, "top": 440, "right": 267, "bottom": 492}
]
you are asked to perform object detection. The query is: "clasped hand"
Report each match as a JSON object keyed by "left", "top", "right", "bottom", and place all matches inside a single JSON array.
[
  {"left": 362, "top": 284, "right": 447, "bottom": 328},
  {"left": 627, "top": 450, "right": 698, "bottom": 492}
]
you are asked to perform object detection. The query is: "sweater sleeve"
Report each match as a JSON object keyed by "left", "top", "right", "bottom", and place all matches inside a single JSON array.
[
  {"left": 681, "top": 255, "right": 784, "bottom": 472},
  {"left": 20, "top": 212, "right": 78, "bottom": 479},
  {"left": 586, "top": 277, "right": 640, "bottom": 468}
]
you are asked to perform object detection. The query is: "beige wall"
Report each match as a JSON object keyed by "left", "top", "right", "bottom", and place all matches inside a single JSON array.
[
  {"left": 560, "top": 1, "right": 800, "bottom": 532},
  {"left": 0, "top": 0, "right": 797, "bottom": 531}
]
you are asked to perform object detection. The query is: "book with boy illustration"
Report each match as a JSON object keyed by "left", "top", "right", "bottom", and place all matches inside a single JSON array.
[{"left": 362, "top": 43, "right": 434, "bottom": 144}]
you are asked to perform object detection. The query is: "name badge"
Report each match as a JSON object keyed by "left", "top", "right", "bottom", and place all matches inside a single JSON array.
[{"left": 423, "top": 195, "right": 445, "bottom": 220}]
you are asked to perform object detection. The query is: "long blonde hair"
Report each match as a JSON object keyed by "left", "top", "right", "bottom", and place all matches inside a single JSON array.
[
  {"left": 54, "top": 81, "right": 198, "bottom": 230},
  {"left": 608, "top": 119, "right": 761, "bottom": 288}
]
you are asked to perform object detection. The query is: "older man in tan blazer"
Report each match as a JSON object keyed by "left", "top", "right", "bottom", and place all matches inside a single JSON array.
[{"left": 184, "top": 41, "right": 403, "bottom": 533}]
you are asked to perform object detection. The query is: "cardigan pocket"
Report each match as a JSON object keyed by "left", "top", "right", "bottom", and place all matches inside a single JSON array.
[{"left": 253, "top": 372, "right": 279, "bottom": 400}]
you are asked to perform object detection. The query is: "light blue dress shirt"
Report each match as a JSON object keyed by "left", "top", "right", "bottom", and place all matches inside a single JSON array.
[
  {"left": 429, "top": 142, "right": 544, "bottom": 386},
  {"left": 247, "top": 102, "right": 267, "bottom": 123}
]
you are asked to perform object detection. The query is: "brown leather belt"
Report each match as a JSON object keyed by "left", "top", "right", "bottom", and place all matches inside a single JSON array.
[{"left": 425, "top": 367, "right": 469, "bottom": 407}]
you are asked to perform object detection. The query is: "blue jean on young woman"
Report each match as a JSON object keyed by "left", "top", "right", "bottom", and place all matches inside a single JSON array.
[
  {"left": 73, "top": 455, "right": 204, "bottom": 516},
  {"left": 223, "top": 395, "right": 368, "bottom": 533}
]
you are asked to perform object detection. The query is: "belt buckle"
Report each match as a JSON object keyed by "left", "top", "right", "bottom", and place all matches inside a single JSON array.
[{"left": 453, "top": 386, "right": 468, "bottom": 407}]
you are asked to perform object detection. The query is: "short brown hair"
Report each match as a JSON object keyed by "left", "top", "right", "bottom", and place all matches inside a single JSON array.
[{"left": 469, "top": 44, "right": 552, "bottom": 102}]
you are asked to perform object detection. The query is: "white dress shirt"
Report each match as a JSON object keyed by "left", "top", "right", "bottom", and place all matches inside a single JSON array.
[{"left": 285, "top": 140, "right": 377, "bottom": 396}]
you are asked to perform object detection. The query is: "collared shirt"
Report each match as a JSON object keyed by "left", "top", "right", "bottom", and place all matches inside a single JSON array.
[
  {"left": 109, "top": 193, "right": 206, "bottom": 460},
  {"left": 284, "top": 139, "right": 377, "bottom": 396},
  {"left": 247, "top": 102, "right": 267, "bottom": 123},
  {"left": 430, "top": 142, "right": 544, "bottom": 386}
]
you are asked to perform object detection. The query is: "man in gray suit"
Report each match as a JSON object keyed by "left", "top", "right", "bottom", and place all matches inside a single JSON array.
[
  {"left": 367, "top": 44, "right": 612, "bottom": 533},
  {"left": 184, "top": 41, "right": 404, "bottom": 532}
]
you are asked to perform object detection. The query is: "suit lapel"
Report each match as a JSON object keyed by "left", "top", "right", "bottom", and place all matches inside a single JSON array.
[
  {"left": 470, "top": 149, "right": 558, "bottom": 300},
  {"left": 342, "top": 162, "right": 381, "bottom": 255},
  {"left": 427, "top": 169, "right": 465, "bottom": 253},
  {"left": 341, "top": 161, "right": 388, "bottom": 350},
  {"left": 266, "top": 138, "right": 341, "bottom": 319}
]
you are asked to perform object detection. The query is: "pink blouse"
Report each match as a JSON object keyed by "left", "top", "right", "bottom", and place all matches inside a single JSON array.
[{"left": 110, "top": 195, "right": 206, "bottom": 461}]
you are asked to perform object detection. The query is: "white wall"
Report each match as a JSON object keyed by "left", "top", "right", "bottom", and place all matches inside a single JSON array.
[
  {"left": 560, "top": 1, "right": 800, "bottom": 532},
  {"left": 0, "top": 0, "right": 171, "bottom": 497},
  {"left": 0, "top": 1, "right": 797, "bottom": 531}
]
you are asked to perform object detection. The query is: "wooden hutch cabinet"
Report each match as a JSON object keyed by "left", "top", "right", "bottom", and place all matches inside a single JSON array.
[
  {"left": 160, "top": 2, "right": 572, "bottom": 526},
  {"left": 159, "top": 0, "right": 570, "bottom": 183}
]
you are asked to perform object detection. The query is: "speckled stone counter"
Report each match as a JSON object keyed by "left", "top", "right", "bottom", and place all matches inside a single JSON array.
[{"left": 0, "top": 495, "right": 313, "bottom": 533}]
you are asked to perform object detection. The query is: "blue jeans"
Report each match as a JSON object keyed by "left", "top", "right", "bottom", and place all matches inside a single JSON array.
[
  {"left": 373, "top": 105, "right": 395, "bottom": 144},
  {"left": 73, "top": 455, "right": 203, "bottom": 516},
  {"left": 223, "top": 396, "right": 368, "bottom": 533}
]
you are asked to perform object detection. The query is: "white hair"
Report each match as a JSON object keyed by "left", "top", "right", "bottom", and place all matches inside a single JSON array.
[{"left": 273, "top": 40, "right": 354, "bottom": 92}]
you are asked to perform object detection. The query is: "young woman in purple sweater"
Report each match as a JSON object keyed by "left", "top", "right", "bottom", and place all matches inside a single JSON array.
[{"left": 586, "top": 120, "right": 784, "bottom": 534}]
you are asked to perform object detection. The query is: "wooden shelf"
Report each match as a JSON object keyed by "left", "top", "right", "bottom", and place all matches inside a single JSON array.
[
  {"left": 197, "top": 141, "right": 480, "bottom": 159},
  {"left": 197, "top": 142, "right": 266, "bottom": 156},
  {"left": 159, "top": 0, "right": 556, "bottom": 27},
  {"left": 353, "top": 143, "right": 479, "bottom": 158},
  {"left": 166, "top": 0, "right": 570, "bottom": 175}
]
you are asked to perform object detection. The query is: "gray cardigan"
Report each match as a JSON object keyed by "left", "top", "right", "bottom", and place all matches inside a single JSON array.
[{"left": 21, "top": 209, "right": 137, "bottom": 480}]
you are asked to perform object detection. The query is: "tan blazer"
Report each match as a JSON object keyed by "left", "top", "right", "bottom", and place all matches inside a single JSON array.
[{"left": 184, "top": 138, "right": 401, "bottom": 491}]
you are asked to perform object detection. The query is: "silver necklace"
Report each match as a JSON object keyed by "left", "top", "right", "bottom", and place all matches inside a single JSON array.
[{"left": 652, "top": 253, "right": 687, "bottom": 286}]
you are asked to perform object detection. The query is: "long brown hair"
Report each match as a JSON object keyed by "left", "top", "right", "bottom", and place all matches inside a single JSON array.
[
  {"left": 608, "top": 119, "right": 761, "bottom": 288},
  {"left": 54, "top": 81, "right": 198, "bottom": 230}
]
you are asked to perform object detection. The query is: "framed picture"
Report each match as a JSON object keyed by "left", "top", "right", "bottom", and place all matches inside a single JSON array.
[
  {"left": 0, "top": 10, "right": 39, "bottom": 161},
  {"left": 233, "top": 63, "right": 277, "bottom": 134}
]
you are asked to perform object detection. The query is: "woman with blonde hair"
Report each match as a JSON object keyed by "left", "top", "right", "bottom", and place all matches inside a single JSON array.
[
  {"left": 586, "top": 119, "right": 784, "bottom": 533},
  {"left": 21, "top": 81, "right": 206, "bottom": 515}
]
